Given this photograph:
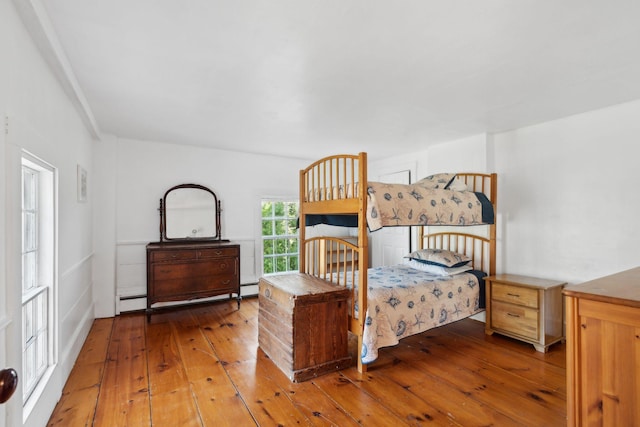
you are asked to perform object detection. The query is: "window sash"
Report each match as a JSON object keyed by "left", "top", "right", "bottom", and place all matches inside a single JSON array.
[
  {"left": 21, "top": 162, "right": 51, "bottom": 403},
  {"left": 261, "top": 200, "right": 299, "bottom": 275}
]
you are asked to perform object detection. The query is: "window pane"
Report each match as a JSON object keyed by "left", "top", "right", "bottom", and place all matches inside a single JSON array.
[
  {"left": 23, "top": 252, "right": 37, "bottom": 291},
  {"left": 261, "top": 202, "right": 272, "bottom": 218},
  {"left": 275, "top": 256, "right": 288, "bottom": 272},
  {"left": 288, "top": 256, "right": 298, "bottom": 271},
  {"left": 25, "top": 212, "right": 37, "bottom": 251},
  {"left": 263, "top": 240, "right": 274, "bottom": 255},
  {"left": 275, "top": 238, "right": 287, "bottom": 254},
  {"left": 24, "top": 343, "right": 35, "bottom": 391},
  {"left": 274, "top": 202, "right": 285, "bottom": 217},
  {"left": 261, "top": 220, "right": 273, "bottom": 236},
  {"left": 275, "top": 220, "right": 287, "bottom": 235},
  {"left": 287, "top": 203, "right": 298, "bottom": 217},
  {"left": 22, "top": 168, "right": 37, "bottom": 210},
  {"left": 23, "top": 300, "right": 34, "bottom": 348},
  {"left": 37, "top": 290, "right": 47, "bottom": 333},
  {"left": 263, "top": 258, "right": 274, "bottom": 274}
]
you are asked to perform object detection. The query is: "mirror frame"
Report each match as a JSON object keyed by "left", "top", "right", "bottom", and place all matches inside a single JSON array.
[{"left": 159, "top": 183, "right": 223, "bottom": 242}]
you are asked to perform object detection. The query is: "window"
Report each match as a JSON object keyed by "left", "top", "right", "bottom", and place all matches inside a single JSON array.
[
  {"left": 261, "top": 200, "right": 299, "bottom": 274},
  {"left": 21, "top": 155, "right": 56, "bottom": 406}
]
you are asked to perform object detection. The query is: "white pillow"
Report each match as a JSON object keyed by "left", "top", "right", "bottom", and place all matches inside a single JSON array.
[
  {"left": 447, "top": 177, "right": 469, "bottom": 191},
  {"left": 404, "top": 259, "right": 472, "bottom": 276}
]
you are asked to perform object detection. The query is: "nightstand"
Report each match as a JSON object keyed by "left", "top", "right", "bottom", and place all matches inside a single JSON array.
[{"left": 485, "top": 274, "right": 566, "bottom": 352}]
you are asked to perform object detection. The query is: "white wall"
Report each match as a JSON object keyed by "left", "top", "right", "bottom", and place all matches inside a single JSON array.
[
  {"left": 0, "top": 1, "right": 96, "bottom": 426},
  {"left": 369, "top": 134, "right": 488, "bottom": 182},
  {"left": 93, "top": 137, "right": 310, "bottom": 315},
  {"left": 491, "top": 99, "right": 640, "bottom": 284}
]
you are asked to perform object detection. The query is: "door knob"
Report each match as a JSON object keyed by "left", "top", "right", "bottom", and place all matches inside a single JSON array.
[{"left": 0, "top": 368, "right": 18, "bottom": 404}]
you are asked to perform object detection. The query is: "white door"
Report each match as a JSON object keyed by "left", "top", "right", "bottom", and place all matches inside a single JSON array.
[{"left": 371, "top": 170, "right": 411, "bottom": 267}]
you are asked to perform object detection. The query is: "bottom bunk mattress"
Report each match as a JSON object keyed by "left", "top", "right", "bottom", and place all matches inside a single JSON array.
[{"left": 354, "top": 265, "right": 486, "bottom": 364}]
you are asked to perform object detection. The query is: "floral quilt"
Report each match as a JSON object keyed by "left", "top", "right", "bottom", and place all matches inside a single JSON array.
[
  {"left": 366, "top": 182, "right": 494, "bottom": 231},
  {"left": 353, "top": 265, "right": 484, "bottom": 364}
]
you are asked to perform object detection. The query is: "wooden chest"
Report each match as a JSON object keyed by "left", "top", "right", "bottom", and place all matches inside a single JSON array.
[{"left": 258, "top": 273, "right": 352, "bottom": 382}]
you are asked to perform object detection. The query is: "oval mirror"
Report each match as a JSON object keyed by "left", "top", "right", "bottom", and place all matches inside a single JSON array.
[{"left": 159, "top": 184, "right": 225, "bottom": 241}]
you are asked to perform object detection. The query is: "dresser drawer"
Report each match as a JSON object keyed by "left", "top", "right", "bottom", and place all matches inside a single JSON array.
[
  {"left": 151, "top": 250, "right": 197, "bottom": 262},
  {"left": 153, "top": 258, "right": 235, "bottom": 281},
  {"left": 198, "top": 247, "right": 239, "bottom": 258},
  {"left": 491, "top": 300, "right": 538, "bottom": 340},
  {"left": 154, "top": 272, "right": 237, "bottom": 299},
  {"left": 492, "top": 283, "right": 538, "bottom": 308}
]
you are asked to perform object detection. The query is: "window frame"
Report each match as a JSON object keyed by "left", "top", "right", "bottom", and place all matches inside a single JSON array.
[
  {"left": 20, "top": 153, "right": 57, "bottom": 411},
  {"left": 261, "top": 199, "right": 299, "bottom": 275}
]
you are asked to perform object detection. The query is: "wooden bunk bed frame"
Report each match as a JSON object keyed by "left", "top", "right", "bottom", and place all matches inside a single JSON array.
[{"left": 299, "top": 152, "right": 497, "bottom": 373}]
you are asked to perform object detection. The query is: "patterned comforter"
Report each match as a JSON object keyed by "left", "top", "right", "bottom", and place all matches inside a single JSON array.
[
  {"left": 353, "top": 265, "right": 484, "bottom": 364},
  {"left": 366, "top": 182, "right": 494, "bottom": 231},
  {"left": 303, "top": 181, "right": 493, "bottom": 230}
]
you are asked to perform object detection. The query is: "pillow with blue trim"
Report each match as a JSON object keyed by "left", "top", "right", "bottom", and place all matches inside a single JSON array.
[
  {"left": 404, "top": 248, "right": 471, "bottom": 268},
  {"left": 415, "top": 173, "right": 456, "bottom": 189}
]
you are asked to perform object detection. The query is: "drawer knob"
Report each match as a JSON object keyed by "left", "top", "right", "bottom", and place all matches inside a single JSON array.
[
  {"left": 507, "top": 313, "right": 520, "bottom": 318},
  {"left": 215, "top": 250, "right": 222, "bottom": 255},
  {"left": 507, "top": 293, "right": 520, "bottom": 298},
  {"left": 222, "top": 280, "right": 230, "bottom": 285}
]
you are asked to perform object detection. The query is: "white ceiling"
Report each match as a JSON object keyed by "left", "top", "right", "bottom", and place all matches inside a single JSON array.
[{"left": 37, "top": 0, "right": 640, "bottom": 160}]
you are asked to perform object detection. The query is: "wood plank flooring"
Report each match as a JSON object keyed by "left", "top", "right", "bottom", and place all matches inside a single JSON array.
[{"left": 48, "top": 297, "right": 567, "bottom": 426}]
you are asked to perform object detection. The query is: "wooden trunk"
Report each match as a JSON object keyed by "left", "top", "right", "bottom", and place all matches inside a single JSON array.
[{"left": 258, "top": 273, "right": 352, "bottom": 382}]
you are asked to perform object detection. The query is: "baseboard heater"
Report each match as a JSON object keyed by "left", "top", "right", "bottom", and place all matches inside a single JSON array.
[{"left": 117, "top": 282, "right": 259, "bottom": 303}]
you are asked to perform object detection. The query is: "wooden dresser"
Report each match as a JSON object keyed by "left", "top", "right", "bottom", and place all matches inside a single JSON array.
[
  {"left": 258, "top": 273, "right": 352, "bottom": 382},
  {"left": 146, "top": 241, "right": 240, "bottom": 317},
  {"left": 563, "top": 267, "right": 640, "bottom": 426},
  {"left": 485, "top": 274, "right": 565, "bottom": 352}
]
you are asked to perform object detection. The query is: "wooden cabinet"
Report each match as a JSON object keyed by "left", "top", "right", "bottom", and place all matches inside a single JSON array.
[
  {"left": 146, "top": 241, "right": 240, "bottom": 317},
  {"left": 258, "top": 273, "right": 352, "bottom": 382},
  {"left": 485, "top": 274, "right": 565, "bottom": 352},
  {"left": 563, "top": 267, "right": 640, "bottom": 426}
]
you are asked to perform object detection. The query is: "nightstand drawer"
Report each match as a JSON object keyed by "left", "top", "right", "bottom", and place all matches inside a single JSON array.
[
  {"left": 491, "top": 300, "right": 538, "bottom": 340},
  {"left": 492, "top": 283, "right": 538, "bottom": 308}
]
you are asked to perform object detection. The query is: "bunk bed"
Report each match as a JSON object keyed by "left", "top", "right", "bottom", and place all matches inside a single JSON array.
[{"left": 298, "top": 152, "right": 497, "bottom": 373}]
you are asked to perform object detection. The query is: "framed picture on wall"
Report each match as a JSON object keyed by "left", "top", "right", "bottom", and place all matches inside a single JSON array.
[{"left": 77, "top": 165, "right": 87, "bottom": 202}]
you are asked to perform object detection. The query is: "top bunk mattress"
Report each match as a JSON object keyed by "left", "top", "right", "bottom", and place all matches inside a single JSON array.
[
  {"left": 366, "top": 181, "right": 494, "bottom": 231},
  {"left": 304, "top": 181, "right": 494, "bottom": 231}
]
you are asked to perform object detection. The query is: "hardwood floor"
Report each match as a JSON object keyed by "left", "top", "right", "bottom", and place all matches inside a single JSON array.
[{"left": 48, "top": 297, "right": 567, "bottom": 426}]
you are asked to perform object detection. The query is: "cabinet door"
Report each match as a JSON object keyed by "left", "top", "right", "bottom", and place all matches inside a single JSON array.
[{"left": 577, "top": 299, "right": 640, "bottom": 425}]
